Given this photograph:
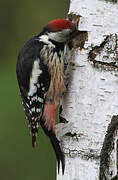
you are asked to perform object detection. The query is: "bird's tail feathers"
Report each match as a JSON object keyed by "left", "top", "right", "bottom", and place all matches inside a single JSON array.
[
  {"left": 32, "top": 135, "right": 36, "bottom": 148},
  {"left": 40, "top": 119, "right": 65, "bottom": 174}
]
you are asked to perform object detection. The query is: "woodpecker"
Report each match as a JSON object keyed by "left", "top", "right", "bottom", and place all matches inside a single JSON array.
[{"left": 16, "top": 19, "right": 78, "bottom": 174}]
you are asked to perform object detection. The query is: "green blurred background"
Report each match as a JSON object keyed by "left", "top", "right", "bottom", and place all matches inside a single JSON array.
[{"left": 0, "top": 0, "right": 69, "bottom": 179}]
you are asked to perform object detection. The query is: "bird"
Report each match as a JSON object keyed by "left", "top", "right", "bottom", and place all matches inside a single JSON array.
[{"left": 16, "top": 19, "right": 78, "bottom": 174}]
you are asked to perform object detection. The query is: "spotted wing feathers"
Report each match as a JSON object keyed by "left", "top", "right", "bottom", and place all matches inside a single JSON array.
[{"left": 16, "top": 37, "right": 50, "bottom": 146}]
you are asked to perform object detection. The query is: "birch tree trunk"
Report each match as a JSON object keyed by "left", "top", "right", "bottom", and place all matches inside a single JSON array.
[{"left": 57, "top": 0, "right": 118, "bottom": 179}]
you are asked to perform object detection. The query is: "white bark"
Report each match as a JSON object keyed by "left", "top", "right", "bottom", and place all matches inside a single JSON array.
[{"left": 57, "top": 0, "right": 118, "bottom": 179}]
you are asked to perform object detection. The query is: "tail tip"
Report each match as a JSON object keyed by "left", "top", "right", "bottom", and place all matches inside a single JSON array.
[
  {"left": 62, "top": 163, "right": 65, "bottom": 175},
  {"left": 57, "top": 157, "right": 65, "bottom": 175},
  {"left": 32, "top": 136, "right": 36, "bottom": 148}
]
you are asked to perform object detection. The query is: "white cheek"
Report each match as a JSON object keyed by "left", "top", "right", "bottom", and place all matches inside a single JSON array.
[{"left": 48, "top": 29, "right": 72, "bottom": 42}]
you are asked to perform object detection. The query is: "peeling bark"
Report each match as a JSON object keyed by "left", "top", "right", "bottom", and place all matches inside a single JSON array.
[{"left": 57, "top": 0, "right": 118, "bottom": 179}]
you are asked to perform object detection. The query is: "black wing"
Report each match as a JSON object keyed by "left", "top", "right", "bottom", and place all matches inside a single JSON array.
[{"left": 16, "top": 36, "right": 50, "bottom": 147}]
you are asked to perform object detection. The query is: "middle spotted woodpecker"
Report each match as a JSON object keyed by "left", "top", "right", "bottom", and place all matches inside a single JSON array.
[{"left": 16, "top": 19, "right": 79, "bottom": 173}]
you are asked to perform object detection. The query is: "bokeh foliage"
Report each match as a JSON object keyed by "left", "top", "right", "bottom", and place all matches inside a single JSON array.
[{"left": 0, "top": 0, "right": 69, "bottom": 179}]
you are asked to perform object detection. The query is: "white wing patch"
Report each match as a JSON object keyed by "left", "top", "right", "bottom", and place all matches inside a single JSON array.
[{"left": 28, "top": 59, "right": 42, "bottom": 96}]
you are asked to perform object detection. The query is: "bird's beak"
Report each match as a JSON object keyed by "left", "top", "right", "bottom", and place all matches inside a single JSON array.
[{"left": 69, "top": 24, "right": 79, "bottom": 40}]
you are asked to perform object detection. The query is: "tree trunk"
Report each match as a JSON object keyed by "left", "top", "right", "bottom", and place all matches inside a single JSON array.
[{"left": 57, "top": 0, "right": 118, "bottom": 179}]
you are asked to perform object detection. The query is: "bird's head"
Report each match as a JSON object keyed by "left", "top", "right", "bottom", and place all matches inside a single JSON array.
[{"left": 42, "top": 19, "right": 78, "bottom": 43}]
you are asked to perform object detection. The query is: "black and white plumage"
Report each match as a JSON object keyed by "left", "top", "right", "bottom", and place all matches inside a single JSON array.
[
  {"left": 17, "top": 37, "right": 51, "bottom": 146},
  {"left": 16, "top": 19, "right": 78, "bottom": 173}
]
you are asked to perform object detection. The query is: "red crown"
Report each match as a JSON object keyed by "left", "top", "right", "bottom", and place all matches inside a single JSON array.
[{"left": 47, "top": 19, "right": 72, "bottom": 32}]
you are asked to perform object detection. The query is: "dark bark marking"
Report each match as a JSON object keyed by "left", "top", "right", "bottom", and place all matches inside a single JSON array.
[{"left": 99, "top": 116, "right": 118, "bottom": 179}]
